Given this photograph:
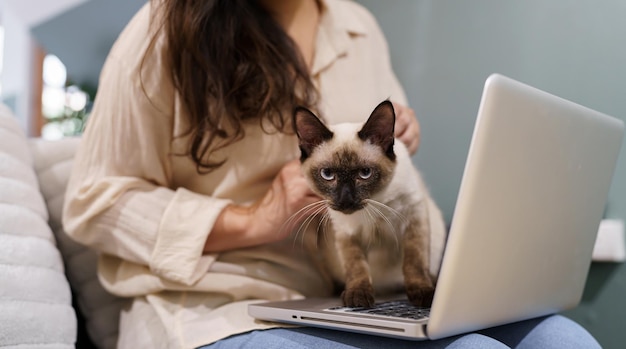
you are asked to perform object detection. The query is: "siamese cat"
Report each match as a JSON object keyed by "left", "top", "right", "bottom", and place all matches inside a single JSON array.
[{"left": 293, "top": 100, "right": 446, "bottom": 308}]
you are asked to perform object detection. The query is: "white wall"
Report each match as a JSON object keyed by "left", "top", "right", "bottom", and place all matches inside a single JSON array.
[{"left": 4, "top": 0, "right": 88, "bottom": 27}]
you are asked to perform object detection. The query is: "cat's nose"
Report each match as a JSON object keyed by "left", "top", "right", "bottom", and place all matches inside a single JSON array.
[
  {"left": 335, "top": 185, "right": 362, "bottom": 213},
  {"left": 338, "top": 184, "right": 355, "bottom": 203}
]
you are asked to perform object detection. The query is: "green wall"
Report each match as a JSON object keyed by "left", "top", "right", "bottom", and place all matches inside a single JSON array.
[{"left": 358, "top": 1, "right": 626, "bottom": 347}]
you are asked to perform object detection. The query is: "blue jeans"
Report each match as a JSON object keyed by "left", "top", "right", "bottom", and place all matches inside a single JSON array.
[{"left": 199, "top": 315, "right": 600, "bottom": 348}]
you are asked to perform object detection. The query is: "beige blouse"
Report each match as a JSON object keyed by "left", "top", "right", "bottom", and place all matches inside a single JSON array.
[{"left": 63, "top": 0, "right": 408, "bottom": 348}]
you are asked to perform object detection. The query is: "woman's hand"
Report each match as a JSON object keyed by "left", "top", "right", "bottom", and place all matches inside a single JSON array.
[
  {"left": 392, "top": 102, "right": 421, "bottom": 155},
  {"left": 204, "top": 160, "right": 320, "bottom": 252},
  {"left": 248, "top": 160, "right": 321, "bottom": 242}
]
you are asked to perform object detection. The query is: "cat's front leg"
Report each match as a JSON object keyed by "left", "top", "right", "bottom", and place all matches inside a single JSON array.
[
  {"left": 336, "top": 233, "right": 375, "bottom": 308},
  {"left": 403, "top": 210, "right": 434, "bottom": 307}
]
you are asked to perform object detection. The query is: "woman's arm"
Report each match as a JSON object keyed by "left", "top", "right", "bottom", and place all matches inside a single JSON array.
[{"left": 63, "top": 42, "right": 231, "bottom": 286}]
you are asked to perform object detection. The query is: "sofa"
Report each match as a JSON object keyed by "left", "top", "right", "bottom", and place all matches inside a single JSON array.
[{"left": 0, "top": 105, "right": 125, "bottom": 348}]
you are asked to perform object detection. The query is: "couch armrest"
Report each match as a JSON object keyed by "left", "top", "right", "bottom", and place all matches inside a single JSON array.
[{"left": 0, "top": 104, "right": 77, "bottom": 348}]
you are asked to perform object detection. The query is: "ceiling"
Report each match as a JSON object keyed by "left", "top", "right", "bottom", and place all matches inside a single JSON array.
[
  {"left": 30, "top": 0, "right": 147, "bottom": 89},
  {"left": 4, "top": 0, "right": 88, "bottom": 27}
]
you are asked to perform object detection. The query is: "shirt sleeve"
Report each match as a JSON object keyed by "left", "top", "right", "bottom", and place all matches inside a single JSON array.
[{"left": 62, "top": 45, "right": 231, "bottom": 286}]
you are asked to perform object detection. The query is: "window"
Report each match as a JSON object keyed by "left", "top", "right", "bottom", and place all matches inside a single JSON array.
[{"left": 40, "top": 54, "right": 89, "bottom": 139}]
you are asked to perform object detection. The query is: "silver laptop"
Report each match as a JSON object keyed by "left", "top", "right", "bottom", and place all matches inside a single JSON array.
[{"left": 248, "top": 74, "right": 624, "bottom": 340}]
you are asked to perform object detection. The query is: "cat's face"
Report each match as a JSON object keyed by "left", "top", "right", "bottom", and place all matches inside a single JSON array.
[{"left": 294, "top": 101, "right": 397, "bottom": 214}]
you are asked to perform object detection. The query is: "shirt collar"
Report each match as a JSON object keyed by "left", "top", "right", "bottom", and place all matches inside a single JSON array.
[{"left": 311, "top": 0, "right": 368, "bottom": 75}]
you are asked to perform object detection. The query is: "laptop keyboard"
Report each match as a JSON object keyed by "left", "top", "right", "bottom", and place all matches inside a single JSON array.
[{"left": 326, "top": 300, "right": 430, "bottom": 320}]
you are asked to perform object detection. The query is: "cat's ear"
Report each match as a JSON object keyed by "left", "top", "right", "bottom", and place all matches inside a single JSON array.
[
  {"left": 358, "top": 100, "right": 396, "bottom": 160},
  {"left": 293, "top": 106, "right": 333, "bottom": 161}
]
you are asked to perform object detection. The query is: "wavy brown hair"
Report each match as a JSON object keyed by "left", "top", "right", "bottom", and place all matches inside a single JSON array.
[{"left": 151, "top": 0, "right": 317, "bottom": 173}]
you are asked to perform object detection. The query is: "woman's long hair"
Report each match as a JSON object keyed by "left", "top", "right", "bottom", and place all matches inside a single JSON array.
[{"left": 150, "top": 0, "right": 317, "bottom": 173}]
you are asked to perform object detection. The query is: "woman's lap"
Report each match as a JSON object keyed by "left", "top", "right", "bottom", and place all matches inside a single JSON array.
[
  {"left": 478, "top": 314, "right": 600, "bottom": 349},
  {"left": 201, "top": 327, "right": 506, "bottom": 349},
  {"left": 200, "top": 314, "right": 600, "bottom": 349}
]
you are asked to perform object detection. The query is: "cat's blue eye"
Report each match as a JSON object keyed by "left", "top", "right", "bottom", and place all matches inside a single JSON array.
[
  {"left": 359, "top": 168, "right": 373, "bottom": 180},
  {"left": 320, "top": 168, "right": 335, "bottom": 181}
]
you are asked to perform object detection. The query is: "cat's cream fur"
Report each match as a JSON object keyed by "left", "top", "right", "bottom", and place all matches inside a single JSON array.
[{"left": 294, "top": 101, "right": 447, "bottom": 308}]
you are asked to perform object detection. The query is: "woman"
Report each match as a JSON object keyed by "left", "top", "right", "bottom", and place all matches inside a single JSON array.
[{"left": 63, "top": 0, "right": 600, "bottom": 348}]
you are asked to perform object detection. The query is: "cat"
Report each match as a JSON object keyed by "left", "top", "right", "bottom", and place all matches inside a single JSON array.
[{"left": 293, "top": 100, "right": 446, "bottom": 308}]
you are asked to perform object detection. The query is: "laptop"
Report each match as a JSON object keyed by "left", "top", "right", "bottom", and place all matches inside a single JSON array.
[{"left": 248, "top": 74, "right": 624, "bottom": 340}]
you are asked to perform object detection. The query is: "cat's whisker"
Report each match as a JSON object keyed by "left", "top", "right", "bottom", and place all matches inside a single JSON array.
[
  {"left": 363, "top": 201, "right": 385, "bottom": 227},
  {"left": 364, "top": 200, "right": 401, "bottom": 250},
  {"left": 299, "top": 203, "right": 330, "bottom": 248},
  {"left": 319, "top": 211, "right": 333, "bottom": 249},
  {"left": 366, "top": 202, "right": 397, "bottom": 235},
  {"left": 373, "top": 209, "right": 393, "bottom": 247},
  {"left": 365, "top": 199, "right": 408, "bottom": 224},
  {"left": 301, "top": 201, "right": 331, "bottom": 248},
  {"left": 299, "top": 202, "right": 330, "bottom": 247},
  {"left": 365, "top": 199, "right": 406, "bottom": 239},
  {"left": 282, "top": 201, "right": 320, "bottom": 235},
  {"left": 281, "top": 206, "right": 309, "bottom": 237},
  {"left": 313, "top": 209, "right": 331, "bottom": 248},
  {"left": 282, "top": 200, "right": 328, "bottom": 248},
  {"left": 363, "top": 207, "right": 379, "bottom": 250}
]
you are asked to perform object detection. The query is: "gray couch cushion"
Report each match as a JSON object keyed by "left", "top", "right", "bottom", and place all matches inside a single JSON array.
[{"left": 30, "top": 138, "right": 126, "bottom": 349}]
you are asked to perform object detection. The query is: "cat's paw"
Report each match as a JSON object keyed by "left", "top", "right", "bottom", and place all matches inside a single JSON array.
[
  {"left": 406, "top": 284, "right": 435, "bottom": 307},
  {"left": 341, "top": 286, "right": 375, "bottom": 308}
]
